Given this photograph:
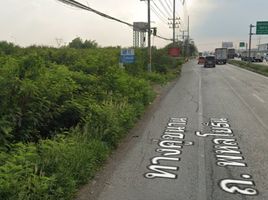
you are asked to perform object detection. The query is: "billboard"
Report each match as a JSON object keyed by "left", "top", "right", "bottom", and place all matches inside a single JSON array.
[
  {"left": 222, "top": 42, "right": 233, "bottom": 48},
  {"left": 168, "top": 48, "right": 180, "bottom": 57},
  {"left": 133, "top": 22, "right": 148, "bottom": 32}
]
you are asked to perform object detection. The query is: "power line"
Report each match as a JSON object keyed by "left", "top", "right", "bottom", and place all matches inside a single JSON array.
[
  {"left": 155, "top": 34, "right": 173, "bottom": 41},
  {"left": 151, "top": 0, "right": 170, "bottom": 20},
  {"left": 142, "top": 1, "right": 168, "bottom": 27},
  {"left": 164, "top": 0, "right": 173, "bottom": 13},
  {"left": 151, "top": 5, "right": 169, "bottom": 25},
  {"left": 56, "top": 0, "right": 133, "bottom": 27},
  {"left": 157, "top": 0, "right": 172, "bottom": 17},
  {"left": 57, "top": 0, "right": 172, "bottom": 42}
]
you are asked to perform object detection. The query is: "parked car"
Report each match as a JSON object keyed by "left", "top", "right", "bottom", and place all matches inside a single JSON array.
[
  {"left": 198, "top": 56, "right": 205, "bottom": 64},
  {"left": 204, "top": 55, "right": 216, "bottom": 68}
]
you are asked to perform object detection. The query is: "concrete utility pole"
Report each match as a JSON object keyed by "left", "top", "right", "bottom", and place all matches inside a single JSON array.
[
  {"left": 173, "top": 0, "right": 176, "bottom": 45},
  {"left": 187, "top": 15, "right": 190, "bottom": 56},
  {"left": 248, "top": 24, "right": 255, "bottom": 62},
  {"left": 147, "top": 0, "right": 152, "bottom": 72}
]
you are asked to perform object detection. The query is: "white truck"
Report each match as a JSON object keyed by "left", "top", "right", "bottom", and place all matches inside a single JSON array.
[{"left": 215, "top": 48, "right": 227, "bottom": 64}]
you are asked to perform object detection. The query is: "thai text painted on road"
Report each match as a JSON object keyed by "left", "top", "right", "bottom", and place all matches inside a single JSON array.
[
  {"left": 196, "top": 118, "right": 258, "bottom": 196},
  {"left": 144, "top": 117, "right": 193, "bottom": 179}
]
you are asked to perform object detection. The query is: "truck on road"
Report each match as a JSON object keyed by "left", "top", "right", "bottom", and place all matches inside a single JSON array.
[
  {"left": 215, "top": 48, "right": 227, "bottom": 64},
  {"left": 227, "top": 48, "right": 236, "bottom": 59}
]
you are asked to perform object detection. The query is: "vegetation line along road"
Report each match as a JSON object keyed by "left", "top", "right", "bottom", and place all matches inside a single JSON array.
[
  {"left": 0, "top": 38, "right": 196, "bottom": 199},
  {"left": 228, "top": 59, "right": 268, "bottom": 77}
]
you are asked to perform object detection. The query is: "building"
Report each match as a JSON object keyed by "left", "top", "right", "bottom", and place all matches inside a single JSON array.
[{"left": 257, "top": 43, "right": 268, "bottom": 51}]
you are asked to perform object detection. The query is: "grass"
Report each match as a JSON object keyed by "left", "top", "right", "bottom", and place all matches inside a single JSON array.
[{"left": 228, "top": 59, "right": 268, "bottom": 77}]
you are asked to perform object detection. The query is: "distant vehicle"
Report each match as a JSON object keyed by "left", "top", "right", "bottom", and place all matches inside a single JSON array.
[
  {"left": 215, "top": 48, "right": 227, "bottom": 64},
  {"left": 253, "top": 53, "right": 263, "bottom": 62},
  {"left": 198, "top": 56, "right": 205, "bottom": 64},
  {"left": 265, "top": 55, "right": 268, "bottom": 62},
  {"left": 227, "top": 48, "right": 236, "bottom": 59},
  {"left": 204, "top": 55, "right": 216, "bottom": 68},
  {"left": 241, "top": 51, "right": 263, "bottom": 62}
]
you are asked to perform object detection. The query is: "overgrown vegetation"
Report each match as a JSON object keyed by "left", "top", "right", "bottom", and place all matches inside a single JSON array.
[
  {"left": 228, "top": 59, "right": 268, "bottom": 76},
  {"left": 0, "top": 40, "right": 185, "bottom": 200}
]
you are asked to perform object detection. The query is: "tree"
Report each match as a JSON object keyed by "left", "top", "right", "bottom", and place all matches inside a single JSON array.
[
  {"left": 83, "top": 40, "right": 98, "bottom": 48},
  {"left": 68, "top": 37, "right": 98, "bottom": 49},
  {"left": 68, "top": 37, "right": 84, "bottom": 49}
]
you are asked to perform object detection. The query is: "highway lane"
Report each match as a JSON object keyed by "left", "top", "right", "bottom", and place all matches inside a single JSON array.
[{"left": 76, "top": 60, "right": 268, "bottom": 200}]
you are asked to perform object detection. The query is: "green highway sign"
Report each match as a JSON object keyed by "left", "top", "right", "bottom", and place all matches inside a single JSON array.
[
  {"left": 239, "top": 42, "right": 245, "bottom": 47},
  {"left": 256, "top": 21, "right": 268, "bottom": 35}
]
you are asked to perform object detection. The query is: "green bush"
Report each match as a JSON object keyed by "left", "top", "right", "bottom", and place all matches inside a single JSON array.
[
  {"left": 0, "top": 133, "right": 109, "bottom": 200},
  {"left": 0, "top": 41, "right": 184, "bottom": 199}
]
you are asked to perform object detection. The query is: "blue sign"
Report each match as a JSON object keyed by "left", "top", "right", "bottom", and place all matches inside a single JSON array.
[
  {"left": 120, "top": 55, "right": 135, "bottom": 64},
  {"left": 120, "top": 48, "right": 135, "bottom": 64}
]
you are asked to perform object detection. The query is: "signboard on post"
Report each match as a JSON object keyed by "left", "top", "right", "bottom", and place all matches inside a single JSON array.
[
  {"left": 222, "top": 42, "right": 233, "bottom": 48},
  {"left": 120, "top": 48, "right": 135, "bottom": 64},
  {"left": 133, "top": 22, "right": 148, "bottom": 32},
  {"left": 256, "top": 21, "right": 268, "bottom": 35},
  {"left": 239, "top": 42, "right": 245, "bottom": 48},
  {"left": 168, "top": 47, "right": 180, "bottom": 57}
]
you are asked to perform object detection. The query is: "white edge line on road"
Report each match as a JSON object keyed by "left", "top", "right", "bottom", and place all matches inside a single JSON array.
[
  {"left": 253, "top": 93, "right": 265, "bottom": 103},
  {"left": 197, "top": 68, "right": 207, "bottom": 200}
]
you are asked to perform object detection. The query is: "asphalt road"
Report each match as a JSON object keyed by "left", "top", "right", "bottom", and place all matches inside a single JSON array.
[{"left": 76, "top": 61, "right": 268, "bottom": 200}]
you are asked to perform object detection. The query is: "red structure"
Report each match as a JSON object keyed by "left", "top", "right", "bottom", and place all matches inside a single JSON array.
[{"left": 168, "top": 47, "right": 180, "bottom": 57}]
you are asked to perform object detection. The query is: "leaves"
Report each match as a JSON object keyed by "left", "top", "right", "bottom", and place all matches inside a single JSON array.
[{"left": 0, "top": 40, "right": 182, "bottom": 199}]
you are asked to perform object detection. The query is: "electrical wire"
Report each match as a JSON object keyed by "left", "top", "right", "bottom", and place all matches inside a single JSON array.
[
  {"left": 151, "top": 0, "right": 170, "bottom": 20},
  {"left": 155, "top": 34, "right": 173, "bottom": 41},
  {"left": 151, "top": 5, "right": 169, "bottom": 25},
  {"left": 57, "top": 0, "right": 172, "bottom": 42},
  {"left": 157, "top": 0, "right": 172, "bottom": 17},
  {"left": 142, "top": 1, "right": 168, "bottom": 27},
  {"left": 164, "top": 0, "right": 173, "bottom": 13},
  {"left": 56, "top": 0, "right": 133, "bottom": 27}
]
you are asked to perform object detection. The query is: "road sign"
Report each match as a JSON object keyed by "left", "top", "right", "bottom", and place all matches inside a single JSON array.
[
  {"left": 256, "top": 21, "right": 268, "bottom": 35},
  {"left": 120, "top": 48, "right": 135, "bottom": 64},
  {"left": 239, "top": 42, "right": 245, "bottom": 47}
]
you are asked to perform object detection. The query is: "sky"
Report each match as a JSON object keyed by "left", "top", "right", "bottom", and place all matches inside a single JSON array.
[{"left": 1, "top": 0, "right": 268, "bottom": 51}]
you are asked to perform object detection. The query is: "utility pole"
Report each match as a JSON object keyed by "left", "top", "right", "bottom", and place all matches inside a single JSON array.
[
  {"left": 147, "top": 0, "right": 152, "bottom": 72},
  {"left": 248, "top": 24, "right": 255, "bottom": 62},
  {"left": 173, "top": 0, "right": 176, "bottom": 45},
  {"left": 187, "top": 15, "right": 190, "bottom": 56}
]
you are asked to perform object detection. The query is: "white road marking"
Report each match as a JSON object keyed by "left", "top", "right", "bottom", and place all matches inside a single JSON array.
[
  {"left": 197, "top": 68, "right": 207, "bottom": 200},
  {"left": 253, "top": 93, "right": 265, "bottom": 103}
]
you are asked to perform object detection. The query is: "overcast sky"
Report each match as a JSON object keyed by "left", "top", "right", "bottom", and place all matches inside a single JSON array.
[{"left": 1, "top": 0, "right": 268, "bottom": 51}]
